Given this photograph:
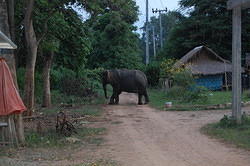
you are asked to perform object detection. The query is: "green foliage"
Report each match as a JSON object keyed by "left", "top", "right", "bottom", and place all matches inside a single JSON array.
[
  {"left": 145, "top": 62, "right": 160, "bottom": 87},
  {"left": 141, "top": 11, "right": 184, "bottom": 60},
  {"left": 25, "top": 127, "right": 106, "bottom": 148},
  {"left": 203, "top": 114, "right": 250, "bottom": 150},
  {"left": 172, "top": 70, "right": 195, "bottom": 89},
  {"left": 86, "top": 0, "right": 143, "bottom": 69},
  {"left": 159, "top": 0, "right": 250, "bottom": 60},
  {"left": 218, "top": 115, "right": 237, "bottom": 128},
  {"left": 217, "top": 114, "right": 250, "bottom": 128},
  {"left": 17, "top": 68, "right": 43, "bottom": 104},
  {"left": 166, "top": 86, "right": 208, "bottom": 103},
  {"left": 25, "top": 130, "right": 65, "bottom": 148},
  {"left": 50, "top": 67, "right": 103, "bottom": 98},
  {"left": 75, "top": 159, "right": 119, "bottom": 166},
  {"left": 160, "top": 58, "right": 186, "bottom": 78}
]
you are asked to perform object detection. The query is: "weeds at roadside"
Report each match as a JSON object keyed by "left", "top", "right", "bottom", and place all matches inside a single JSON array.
[
  {"left": 24, "top": 127, "right": 106, "bottom": 148},
  {"left": 202, "top": 114, "right": 250, "bottom": 150},
  {"left": 74, "top": 159, "right": 120, "bottom": 166}
]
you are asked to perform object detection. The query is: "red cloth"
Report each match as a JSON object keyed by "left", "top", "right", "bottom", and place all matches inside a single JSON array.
[{"left": 0, "top": 58, "right": 26, "bottom": 115}]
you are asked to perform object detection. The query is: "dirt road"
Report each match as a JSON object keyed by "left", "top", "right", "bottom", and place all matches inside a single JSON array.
[
  {"left": 100, "top": 93, "right": 250, "bottom": 166},
  {"left": 2, "top": 92, "right": 250, "bottom": 166}
]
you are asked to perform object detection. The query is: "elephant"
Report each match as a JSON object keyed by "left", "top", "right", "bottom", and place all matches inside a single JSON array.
[{"left": 102, "top": 69, "right": 149, "bottom": 105}]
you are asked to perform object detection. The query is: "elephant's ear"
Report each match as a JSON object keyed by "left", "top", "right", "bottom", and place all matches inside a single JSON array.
[
  {"left": 107, "top": 70, "right": 120, "bottom": 83},
  {"left": 107, "top": 70, "right": 111, "bottom": 82}
]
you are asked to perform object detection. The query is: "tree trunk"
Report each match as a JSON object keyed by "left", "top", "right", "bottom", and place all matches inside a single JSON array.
[
  {"left": 6, "top": 0, "right": 18, "bottom": 75},
  {"left": 6, "top": 0, "right": 15, "bottom": 42},
  {"left": 24, "top": 0, "right": 38, "bottom": 116},
  {"left": 0, "top": 0, "right": 25, "bottom": 144},
  {"left": 42, "top": 51, "right": 54, "bottom": 108},
  {"left": 0, "top": 0, "right": 17, "bottom": 87}
]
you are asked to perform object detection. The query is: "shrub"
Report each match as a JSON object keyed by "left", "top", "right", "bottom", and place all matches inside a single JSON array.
[
  {"left": 145, "top": 62, "right": 160, "bottom": 87},
  {"left": 51, "top": 67, "right": 104, "bottom": 98},
  {"left": 160, "top": 58, "right": 185, "bottom": 78},
  {"left": 218, "top": 114, "right": 250, "bottom": 128},
  {"left": 172, "top": 70, "right": 195, "bottom": 89},
  {"left": 183, "top": 86, "right": 208, "bottom": 103},
  {"left": 166, "top": 86, "right": 186, "bottom": 100},
  {"left": 166, "top": 70, "right": 208, "bottom": 103}
]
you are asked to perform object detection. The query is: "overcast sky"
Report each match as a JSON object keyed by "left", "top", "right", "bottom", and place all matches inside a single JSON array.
[{"left": 135, "top": 0, "right": 180, "bottom": 32}]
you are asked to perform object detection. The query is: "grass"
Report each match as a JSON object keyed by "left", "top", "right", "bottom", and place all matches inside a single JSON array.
[
  {"left": 42, "top": 105, "right": 103, "bottom": 116},
  {"left": 149, "top": 89, "right": 250, "bottom": 111},
  {"left": 51, "top": 89, "right": 106, "bottom": 106},
  {"left": 74, "top": 159, "right": 119, "bottom": 166},
  {"left": 24, "top": 127, "right": 106, "bottom": 148},
  {"left": 202, "top": 115, "right": 250, "bottom": 150}
]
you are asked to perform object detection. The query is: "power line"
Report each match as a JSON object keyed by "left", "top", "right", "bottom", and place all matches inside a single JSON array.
[
  {"left": 159, "top": 0, "right": 164, "bottom": 8},
  {"left": 152, "top": 8, "right": 167, "bottom": 48}
]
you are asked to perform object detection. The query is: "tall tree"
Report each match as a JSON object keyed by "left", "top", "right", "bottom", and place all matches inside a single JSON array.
[
  {"left": 160, "top": 0, "right": 250, "bottom": 60},
  {"left": 23, "top": 0, "right": 38, "bottom": 116},
  {"left": 86, "top": 0, "right": 143, "bottom": 69},
  {"left": 22, "top": 0, "right": 79, "bottom": 115},
  {"left": 0, "top": 0, "right": 17, "bottom": 86},
  {"left": 141, "top": 11, "right": 184, "bottom": 61}
]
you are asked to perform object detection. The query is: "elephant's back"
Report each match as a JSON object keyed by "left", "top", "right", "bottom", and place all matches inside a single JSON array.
[{"left": 118, "top": 69, "right": 147, "bottom": 92}]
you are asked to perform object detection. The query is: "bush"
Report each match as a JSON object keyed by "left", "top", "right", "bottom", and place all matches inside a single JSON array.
[
  {"left": 51, "top": 67, "right": 104, "bottom": 98},
  {"left": 218, "top": 114, "right": 250, "bottom": 128},
  {"left": 166, "top": 70, "right": 208, "bottom": 103},
  {"left": 183, "top": 86, "right": 208, "bottom": 102},
  {"left": 17, "top": 67, "right": 43, "bottom": 104},
  {"left": 166, "top": 86, "right": 186, "bottom": 100},
  {"left": 172, "top": 70, "right": 195, "bottom": 89},
  {"left": 145, "top": 62, "right": 160, "bottom": 87}
]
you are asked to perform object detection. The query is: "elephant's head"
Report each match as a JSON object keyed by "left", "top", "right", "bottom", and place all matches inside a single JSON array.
[
  {"left": 102, "top": 70, "right": 119, "bottom": 99},
  {"left": 102, "top": 70, "right": 111, "bottom": 99}
]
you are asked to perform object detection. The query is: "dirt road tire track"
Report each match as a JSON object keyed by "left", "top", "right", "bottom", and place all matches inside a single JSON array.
[{"left": 102, "top": 93, "right": 250, "bottom": 166}]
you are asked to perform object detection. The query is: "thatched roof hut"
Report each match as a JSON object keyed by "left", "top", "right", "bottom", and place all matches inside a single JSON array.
[{"left": 174, "top": 46, "right": 233, "bottom": 75}]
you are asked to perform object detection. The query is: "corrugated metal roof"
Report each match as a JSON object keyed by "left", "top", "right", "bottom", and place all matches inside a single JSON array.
[{"left": 0, "top": 30, "right": 17, "bottom": 49}]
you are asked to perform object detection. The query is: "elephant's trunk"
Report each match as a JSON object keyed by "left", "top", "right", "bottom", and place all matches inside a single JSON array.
[{"left": 103, "top": 83, "right": 108, "bottom": 99}]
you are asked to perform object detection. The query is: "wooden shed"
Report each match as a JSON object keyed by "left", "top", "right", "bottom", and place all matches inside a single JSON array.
[{"left": 174, "top": 46, "right": 234, "bottom": 90}]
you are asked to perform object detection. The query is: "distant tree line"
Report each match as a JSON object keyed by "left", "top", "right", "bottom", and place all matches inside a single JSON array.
[{"left": 141, "top": 0, "right": 250, "bottom": 61}]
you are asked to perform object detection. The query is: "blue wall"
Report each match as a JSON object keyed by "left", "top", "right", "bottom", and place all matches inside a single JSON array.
[{"left": 195, "top": 75, "right": 223, "bottom": 90}]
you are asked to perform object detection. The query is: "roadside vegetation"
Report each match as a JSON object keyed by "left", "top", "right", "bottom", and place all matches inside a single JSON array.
[
  {"left": 25, "top": 127, "right": 106, "bottom": 148},
  {"left": 202, "top": 114, "right": 250, "bottom": 150},
  {"left": 148, "top": 65, "right": 250, "bottom": 111},
  {"left": 149, "top": 89, "right": 250, "bottom": 111},
  {"left": 74, "top": 159, "right": 119, "bottom": 166}
]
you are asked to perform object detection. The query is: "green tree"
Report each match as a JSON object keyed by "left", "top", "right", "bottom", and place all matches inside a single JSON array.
[
  {"left": 14, "top": 0, "right": 87, "bottom": 115},
  {"left": 161, "top": 0, "right": 250, "bottom": 60},
  {"left": 86, "top": 0, "right": 143, "bottom": 69},
  {"left": 140, "top": 11, "right": 184, "bottom": 61}
]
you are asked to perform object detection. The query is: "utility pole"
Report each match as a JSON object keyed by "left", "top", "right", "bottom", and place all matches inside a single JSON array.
[
  {"left": 152, "top": 26, "right": 156, "bottom": 58},
  {"left": 145, "top": 0, "right": 149, "bottom": 64},
  {"left": 152, "top": 8, "right": 167, "bottom": 48}
]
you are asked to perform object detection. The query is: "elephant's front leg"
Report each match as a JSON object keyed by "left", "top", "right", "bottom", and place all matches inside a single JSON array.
[
  {"left": 109, "top": 93, "right": 116, "bottom": 104},
  {"left": 114, "top": 91, "right": 121, "bottom": 104}
]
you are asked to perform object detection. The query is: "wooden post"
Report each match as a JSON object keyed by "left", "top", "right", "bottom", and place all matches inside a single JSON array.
[{"left": 232, "top": 6, "right": 242, "bottom": 124}]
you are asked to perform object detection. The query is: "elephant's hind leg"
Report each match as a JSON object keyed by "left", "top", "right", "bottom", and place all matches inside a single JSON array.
[
  {"left": 109, "top": 94, "right": 115, "bottom": 104},
  {"left": 138, "top": 93, "right": 143, "bottom": 105},
  {"left": 144, "top": 90, "right": 149, "bottom": 104}
]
